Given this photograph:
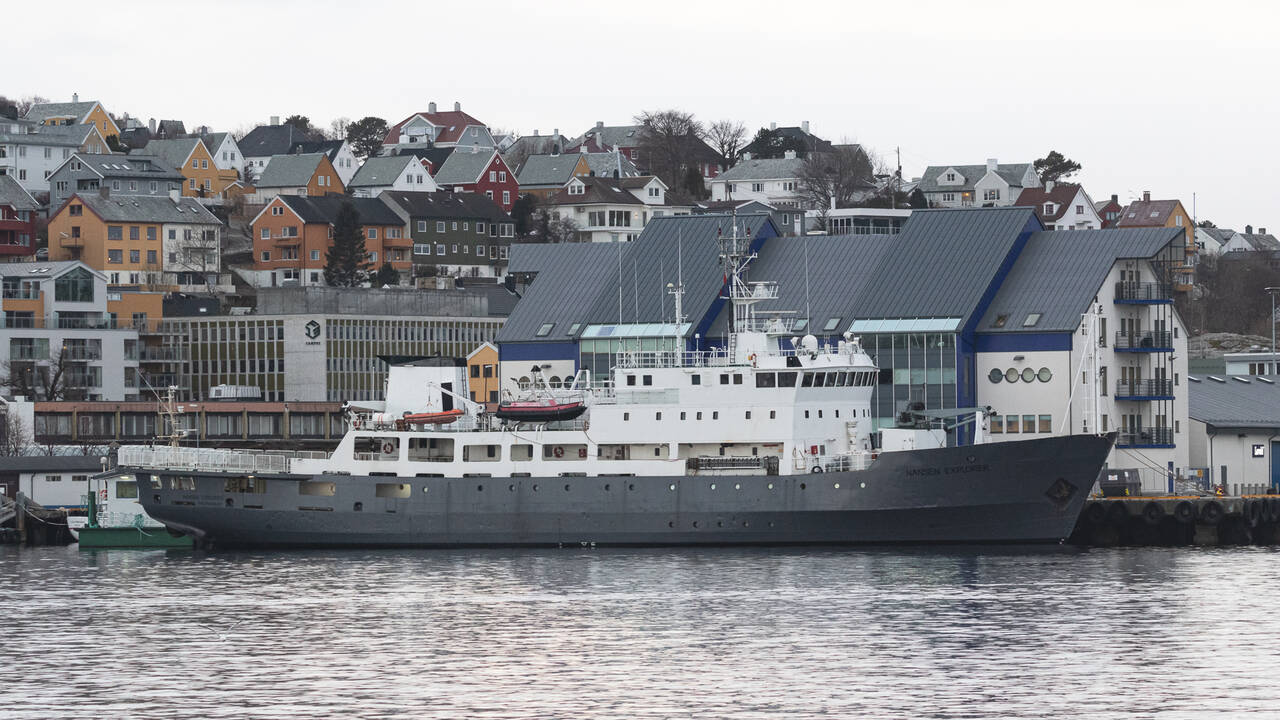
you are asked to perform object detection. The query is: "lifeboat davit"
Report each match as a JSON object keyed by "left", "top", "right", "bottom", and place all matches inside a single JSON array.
[
  {"left": 399, "top": 409, "right": 464, "bottom": 426},
  {"left": 495, "top": 400, "right": 586, "bottom": 423}
]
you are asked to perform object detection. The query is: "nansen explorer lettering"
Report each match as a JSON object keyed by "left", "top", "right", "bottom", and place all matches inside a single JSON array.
[{"left": 119, "top": 223, "right": 1114, "bottom": 548}]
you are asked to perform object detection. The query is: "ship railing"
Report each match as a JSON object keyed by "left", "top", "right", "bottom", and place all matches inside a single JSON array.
[
  {"left": 614, "top": 388, "right": 680, "bottom": 405},
  {"left": 616, "top": 350, "right": 733, "bottom": 369},
  {"left": 117, "top": 445, "right": 292, "bottom": 474},
  {"left": 793, "top": 452, "right": 875, "bottom": 473}
]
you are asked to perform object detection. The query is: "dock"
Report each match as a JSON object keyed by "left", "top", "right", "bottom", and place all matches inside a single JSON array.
[{"left": 1070, "top": 495, "right": 1280, "bottom": 547}]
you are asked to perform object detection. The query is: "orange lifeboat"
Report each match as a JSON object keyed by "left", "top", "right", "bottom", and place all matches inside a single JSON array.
[{"left": 399, "top": 409, "right": 464, "bottom": 426}]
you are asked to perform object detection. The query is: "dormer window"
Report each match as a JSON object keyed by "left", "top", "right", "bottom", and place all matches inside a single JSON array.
[
  {"left": 1043, "top": 202, "right": 1055, "bottom": 214},
  {"left": 567, "top": 183, "right": 584, "bottom": 195},
  {"left": 945, "top": 172, "right": 955, "bottom": 182}
]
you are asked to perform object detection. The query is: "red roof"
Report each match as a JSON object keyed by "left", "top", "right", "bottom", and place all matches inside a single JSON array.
[
  {"left": 1013, "top": 182, "right": 1084, "bottom": 223},
  {"left": 383, "top": 110, "right": 486, "bottom": 146},
  {"left": 1115, "top": 199, "right": 1183, "bottom": 228}
]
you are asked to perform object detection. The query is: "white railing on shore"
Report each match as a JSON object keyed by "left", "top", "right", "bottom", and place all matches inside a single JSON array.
[{"left": 117, "top": 445, "right": 292, "bottom": 474}]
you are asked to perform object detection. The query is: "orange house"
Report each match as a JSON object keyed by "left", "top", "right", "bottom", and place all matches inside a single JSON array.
[
  {"left": 251, "top": 195, "right": 410, "bottom": 287},
  {"left": 466, "top": 342, "right": 499, "bottom": 406},
  {"left": 47, "top": 190, "right": 222, "bottom": 286},
  {"left": 138, "top": 138, "right": 240, "bottom": 198},
  {"left": 252, "top": 153, "right": 345, "bottom": 202}
]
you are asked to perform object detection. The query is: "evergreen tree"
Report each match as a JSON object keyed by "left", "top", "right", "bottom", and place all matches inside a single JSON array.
[
  {"left": 324, "top": 200, "right": 369, "bottom": 286},
  {"left": 371, "top": 262, "right": 400, "bottom": 286}
]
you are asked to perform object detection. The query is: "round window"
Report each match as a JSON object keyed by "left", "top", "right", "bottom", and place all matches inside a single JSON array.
[
  {"left": 1037, "top": 367, "right": 1053, "bottom": 382},
  {"left": 1005, "top": 368, "right": 1019, "bottom": 383},
  {"left": 1021, "top": 367, "right": 1035, "bottom": 383},
  {"left": 988, "top": 368, "right": 1004, "bottom": 383}
]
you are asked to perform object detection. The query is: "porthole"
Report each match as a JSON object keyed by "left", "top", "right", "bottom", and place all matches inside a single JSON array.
[
  {"left": 628, "top": 483, "right": 635, "bottom": 491},
  {"left": 710, "top": 483, "right": 717, "bottom": 490},
  {"left": 669, "top": 483, "right": 676, "bottom": 491},
  {"left": 717, "top": 521, "right": 723, "bottom": 528},
  {"left": 988, "top": 368, "right": 1004, "bottom": 383},
  {"left": 1037, "top": 367, "right": 1053, "bottom": 382},
  {"left": 477, "top": 484, "right": 484, "bottom": 491},
  {"left": 668, "top": 521, "right": 674, "bottom": 528},
  {"left": 1021, "top": 367, "right": 1035, "bottom": 383},
  {"left": 422, "top": 486, "right": 429, "bottom": 494},
  {"left": 743, "top": 521, "right": 749, "bottom": 527},
  {"left": 768, "top": 521, "right": 775, "bottom": 528},
  {"left": 604, "top": 483, "right": 611, "bottom": 491},
  {"left": 508, "top": 484, "right": 515, "bottom": 492},
  {"left": 834, "top": 483, "right": 840, "bottom": 489},
  {"left": 1004, "top": 368, "right": 1019, "bottom": 383},
  {"left": 693, "top": 521, "right": 700, "bottom": 528},
  {"left": 734, "top": 483, "right": 741, "bottom": 490},
  {"left": 800, "top": 483, "right": 807, "bottom": 490},
  {"left": 564, "top": 484, "right": 571, "bottom": 491},
  {"left": 767, "top": 483, "right": 774, "bottom": 490},
  {"left": 860, "top": 482, "right": 866, "bottom": 488},
  {"left": 533, "top": 484, "right": 540, "bottom": 492}
]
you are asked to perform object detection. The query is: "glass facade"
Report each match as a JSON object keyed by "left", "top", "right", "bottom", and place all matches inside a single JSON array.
[
  {"left": 579, "top": 336, "right": 683, "bottom": 382},
  {"left": 862, "top": 332, "right": 959, "bottom": 430}
]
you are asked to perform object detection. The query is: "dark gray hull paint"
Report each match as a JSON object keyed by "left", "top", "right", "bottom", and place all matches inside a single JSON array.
[{"left": 133, "top": 434, "right": 1113, "bottom": 549}]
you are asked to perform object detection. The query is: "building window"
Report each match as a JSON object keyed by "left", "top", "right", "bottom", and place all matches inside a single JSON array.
[
  {"left": 502, "top": 191, "right": 510, "bottom": 205},
  {"left": 436, "top": 244, "right": 445, "bottom": 255},
  {"left": 108, "top": 226, "right": 123, "bottom": 241},
  {"left": 261, "top": 250, "right": 270, "bottom": 261},
  {"left": 367, "top": 228, "right": 378, "bottom": 240},
  {"left": 436, "top": 221, "right": 445, "bottom": 232}
]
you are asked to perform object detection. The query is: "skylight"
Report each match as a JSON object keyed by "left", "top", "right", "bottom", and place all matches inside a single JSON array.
[
  {"left": 1023, "top": 313, "right": 1041, "bottom": 327},
  {"left": 535, "top": 323, "right": 554, "bottom": 337},
  {"left": 793, "top": 319, "right": 808, "bottom": 332},
  {"left": 823, "top": 317, "right": 842, "bottom": 332},
  {"left": 567, "top": 323, "right": 582, "bottom": 335}
]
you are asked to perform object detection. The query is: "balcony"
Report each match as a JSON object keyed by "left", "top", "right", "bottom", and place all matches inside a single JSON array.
[
  {"left": 1114, "top": 282, "right": 1172, "bottom": 304},
  {"left": 1117, "top": 427, "right": 1175, "bottom": 448},
  {"left": 1115, "top": 379, "right": 1175, "bottom": 400},
  {"left": 138, "top": 346, "right": 186, "bottom": 362},
  {"left": 61, "top": 346, "right": 103, "bottom": 361},
  {"left": 1114, "top": 331, "right": 1174, "bottom": 352},
  {"left": 9, "top": 347, "right": 46, "bottom": 361}
]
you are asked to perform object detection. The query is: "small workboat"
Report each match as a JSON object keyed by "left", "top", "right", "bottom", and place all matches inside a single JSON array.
[
  {"left": 495, "top": 400, "right": 587, "bottom": 423},
  {"left": 400, "top": 408, "right": 464, "bottom": 426}
]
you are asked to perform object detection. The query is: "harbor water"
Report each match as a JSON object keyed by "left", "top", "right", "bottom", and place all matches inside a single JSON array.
[{"left": 2, "top": 545, "right": 1278, "bottom": 719}]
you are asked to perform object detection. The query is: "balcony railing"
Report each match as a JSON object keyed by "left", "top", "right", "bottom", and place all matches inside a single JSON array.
[
  {"left": 1117, "top": 428, "right": 1174, "bottom": 447},
  {"left": 0, "top": 316, "right": 153, "bottom": 331},
  {"left": 1, "top": 288, "right": 39, "bottom": 300},
  {"left": 61, "top": 346, "right": 103, "bottom": 361},
  {"left": 1114, "top": 331, "right": 1174, "bottom": 351},
  {"left": 138, "top": 346, "right": 186, "bottom": 362},
  {"left": 1115, "top": 379, "right": 1174, "bottom": 398},
  {"left": 9, "top": 347, "right": 46, "bottom": 361},
  {"left": 1114, "top": 282, "right": 1172, "bottom": 302}
]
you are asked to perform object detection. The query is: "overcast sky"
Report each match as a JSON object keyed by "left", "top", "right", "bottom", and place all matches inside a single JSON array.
[{"left": 8, "top": 0, "right": 1276, "bottom": 231}]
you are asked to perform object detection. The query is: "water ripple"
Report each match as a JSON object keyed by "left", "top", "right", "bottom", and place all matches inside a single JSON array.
[{"left": 1, "top": 545, "right": 1277, "bottom": 719}]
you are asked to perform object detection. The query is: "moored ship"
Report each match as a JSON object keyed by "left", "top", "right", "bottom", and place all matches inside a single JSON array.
[{"left": 115, "top": 223, "right": 1113, "bottom": 549}]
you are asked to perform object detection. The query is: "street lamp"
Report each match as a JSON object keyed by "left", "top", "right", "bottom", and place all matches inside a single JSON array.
[{"left": 1267, "top": 287, "right": 1280, "bottom": 374}]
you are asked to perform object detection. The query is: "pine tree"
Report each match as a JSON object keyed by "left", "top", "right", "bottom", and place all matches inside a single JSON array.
[
  {"left": 371, "top": 262, "right": 400, "bottom": 286},
  {"left": 324, "top": 200, "right": 369, "bottom": 286}
]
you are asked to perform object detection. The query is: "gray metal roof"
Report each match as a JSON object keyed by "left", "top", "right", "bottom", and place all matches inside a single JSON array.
[
  {"left": 573, "top": 124, "right": 645, "bottom": 148},
  {"left": 348, "top": 155, "right": 416, "bottom": 188},
  {"left": 0, "top": 124, "right": 93, "bottom": 147},
  {"left": 254, "top": 153, "right": 326, "bottom": 188},
  {"left": 434, "top": 149, "right": 493, "bottom": 185},
  {"left": 0, "top": 455, "right": 103, "bottom": 473},
  {"left": 0, "top": 174, "right": 39, "bottom": 210},
  {"left": 74, "top": 153, "right": 183, "bottom": 181},
  {"left": 917, "top": 163, "right": 1034, "bottom": 194},
  {"left": 238, "top": 124, "right": 305, "bottom": 157},
  {"left": 516, "top": 154, "right": 582, "bottom": 187},
  {"left": 583, "top": 151, "right": 639, "bottom": 178},
  {"left": 978, "top": 227, "right": 1183, "bottom": 334},
  {"left": 1189, "top": 375, "right": 1280, "bottom": 429},
  {"left": 0, "top": 260, "right": 84, "bottom": 278},
  {"left": 75, "top": 193, "right": 221, "bottom": 225},
  {"left": 717, "top": 157, "right": 805, "bottom": 182},
  {"left": 705, "top": 232, "right": 896, "bottom": 337},
  {"left": 847, "top": 207, "right": 1039, "bottom": 325},
  {"left": 582, "top": 214, "right": 776, "bottom": 331},
  {"left": 497, "top": 243, "right": 629, "bottom": 344},
  {"left": 22, "top": 101, "right": 98, "bottom": 124},
  {"left": 135, "top": 138, "right": 202, "bottom": 173}
]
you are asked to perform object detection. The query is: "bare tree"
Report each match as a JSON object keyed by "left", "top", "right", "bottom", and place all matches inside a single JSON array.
[
  {"left": 17, "top": 95, "right": 49, "bottom": 117},
  {"left": 2, "top": 348, "right": 90, "bottom": 402},
  {"left": 706, "top": 120, "right": 748, "bottom": 167},
  {"left": 634, "top": 109, "right": 705, "bottom": 189},
  {"left": 798, "top": 145, "right": 876, "bottom": 230},
  {"left": 172, "top": 226, "right": 223, "bottom": 294},
  {"left": 328, "top": 117, "right": 352, "bottom": 141},
  {"left": 1, "top": 407, "right": 34, "bottom": 457}
]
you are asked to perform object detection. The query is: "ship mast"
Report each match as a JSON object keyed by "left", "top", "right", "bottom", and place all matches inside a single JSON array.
[{"left": 719, "top": 212, "right": 777, "bottom": 362}]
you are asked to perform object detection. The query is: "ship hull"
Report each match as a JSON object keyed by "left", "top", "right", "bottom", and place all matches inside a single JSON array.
[{"left": 130, "top": 434, "right": 1112, "bottom": 549}]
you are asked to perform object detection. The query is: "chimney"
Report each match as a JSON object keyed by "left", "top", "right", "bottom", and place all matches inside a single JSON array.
[
  {"left": 148, "top": 117, "right": 157, "bottom": 134},
  {"left": 270, "top": 116, "right": 280, "bottom": 126},
  {"left": 454, "top": 101, "right": 461, "bottom": 112},
  {"left": 72, "top": 92, "right": 79, "bottom": 103},
  {"left": 596, "top": 121, "right": 604, "bottom": 129},
  {"left": 770, "top": 122, "right": 777, "bottom": 131},
  {"left": 1246, "top": 225, "right": 1254, "bottom": 235},
  {"left": 741, "top": 152, "right": 752, "bottom": 161},
  {"left": 1045, "top": 180, "right": 1054, "bottom": 193},
  {"left": 802, "top": 120, "right": 810, "bottom": 134},
  {"left": 1110, "top": 194, "right": 1118, "bottom": 204},
  {"left": 98, "top": 185, "right": 109, "bottom": 199},
  {"left": 1262, "top": 228, "right": 1268, "bottom": 235},
  {"left": 986, "top": 158, "right": 998, "bottom": 172},
  {"left": 428, "top": 101, "right": 437, "bottom": 113},
  {"left": 1142, "top": 190, "right": 1151, "bottom": 202},
  {"left": 783, "top": 150, "right": 797, "bottom": 160},
  {"left": 169, "top": 188, "right": 181, "bottom": 203},
  {"left": 533, "top": 129, "right": 539, "bottom": 136}
]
